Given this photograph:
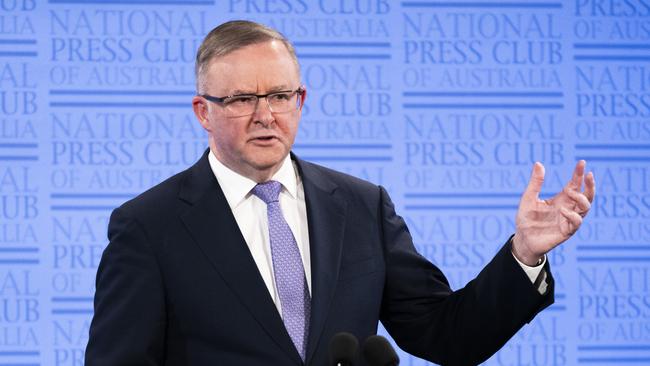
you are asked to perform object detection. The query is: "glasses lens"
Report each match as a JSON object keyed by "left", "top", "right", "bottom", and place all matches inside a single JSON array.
[
  {"left": 223, "top": 95, "right": 258, "bottom": 117},
  {"left": 267, "top": 91, "right": 299, "bottom": 113}
]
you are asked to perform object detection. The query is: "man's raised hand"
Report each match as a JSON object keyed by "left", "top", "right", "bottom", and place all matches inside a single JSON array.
[{"left": 512, "top": 160, "right": 596, "bottom": 266}]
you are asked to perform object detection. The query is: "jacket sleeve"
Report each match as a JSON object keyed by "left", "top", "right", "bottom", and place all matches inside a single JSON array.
[
  {"left": 85, "top": 207, "right": 166, "bottom": 366},
  {"left": 377, "top": 186, "right": 554, "bottom": 366}
]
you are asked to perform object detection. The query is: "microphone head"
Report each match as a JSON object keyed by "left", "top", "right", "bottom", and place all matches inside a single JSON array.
[
  {"left": 329, "top": 332, "right": 359, "bottom": 365},
  {"left": 362, "top": 335, "right": 399, "bottom": 366}
]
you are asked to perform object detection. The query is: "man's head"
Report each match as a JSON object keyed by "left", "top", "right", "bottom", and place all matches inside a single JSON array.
[
  {"left": 195, "top": 20, "right": 300, "bottom": 94},
  {"left": 192, "top": 20, "right": 305, "bottom": 182}
]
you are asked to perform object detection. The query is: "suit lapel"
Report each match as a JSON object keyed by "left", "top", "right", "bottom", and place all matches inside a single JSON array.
[
  {"left": 294, "top": 157, "right": 348, "bottom": 365},
  {"left": 178, "top": 151, "right": 302, "bottom": 365}
]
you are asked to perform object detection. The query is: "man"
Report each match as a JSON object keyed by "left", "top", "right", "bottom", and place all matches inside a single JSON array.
[{"left": 85, "top": 20, "right": 595, "bottom": 366}]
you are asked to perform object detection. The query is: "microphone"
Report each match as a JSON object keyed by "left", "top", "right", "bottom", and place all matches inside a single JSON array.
[
  {"left": 329, "top": 332, "right": 359, "bottom": 366},
  {"left": 362, "top": 335, "right": 399, "bottom": 366}
]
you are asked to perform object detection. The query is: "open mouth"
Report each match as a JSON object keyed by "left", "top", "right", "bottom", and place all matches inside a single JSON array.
[{"left": 251, "top": 136, "right": 277, "bottom": 144}]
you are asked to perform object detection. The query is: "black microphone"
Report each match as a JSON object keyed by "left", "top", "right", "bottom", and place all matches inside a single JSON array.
[
  {"left": 362, "top": 335, "right": 399, "bottom": 366},
  {"left": 329, "top": 332, "right": 359, "bottom": 366}
]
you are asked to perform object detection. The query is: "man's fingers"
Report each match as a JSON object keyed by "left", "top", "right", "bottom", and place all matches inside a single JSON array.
[
  {"left": 565, "top": 188, "right": 591, "bottom": 216},
  {"left": 560, "top": 207, "right": 582, "bottom": 233},
  {"left": 584, "top": 171, "right": 596, "bottom": 203},
  {"left": 523, "top": 162, "right": 545, "bottom": 201},
  {"left": 568, "top": 160, "right": 586, "bottom": 190}
]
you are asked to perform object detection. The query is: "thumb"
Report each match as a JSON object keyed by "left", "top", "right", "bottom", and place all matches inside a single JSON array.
[{"left": 523, "top": 162, "right": 545, "bottom": 201}]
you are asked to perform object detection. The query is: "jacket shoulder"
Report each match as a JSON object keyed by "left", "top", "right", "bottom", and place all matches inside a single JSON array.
[
  {"left": 296, "top": 158, "right": 386, "bottom": 214},
  {"left": 113, "top": 167, "right": 190, "bottom": 223},
  {"left": 300, "top": 159, "right": 379, "bottom": 190}
]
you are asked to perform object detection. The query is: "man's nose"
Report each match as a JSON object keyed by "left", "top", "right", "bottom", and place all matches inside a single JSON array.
[{"left": 252, "top": 97, "right": 274, "bottom": 125}]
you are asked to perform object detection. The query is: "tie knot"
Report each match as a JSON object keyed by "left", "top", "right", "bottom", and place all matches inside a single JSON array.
[{"left": 252, "top": 180, "right": 282, "bottom": 204}]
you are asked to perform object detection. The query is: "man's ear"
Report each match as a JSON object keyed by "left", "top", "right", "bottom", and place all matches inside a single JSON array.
[
  {"left": 192, "top": 96, "right": 211, "bottom": 131},
  {"left": 299, "top": 86, "right": 307, "bottom": 111}
]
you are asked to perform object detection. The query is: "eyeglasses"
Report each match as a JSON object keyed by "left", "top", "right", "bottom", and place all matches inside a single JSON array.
[{"left": 200, "top": 87, "right": 305, "bottom": 118}]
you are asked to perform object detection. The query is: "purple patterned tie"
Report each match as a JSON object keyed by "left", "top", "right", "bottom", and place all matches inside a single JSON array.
[{"left": 252, "top": 181, "right": 310, "bottom": 361}]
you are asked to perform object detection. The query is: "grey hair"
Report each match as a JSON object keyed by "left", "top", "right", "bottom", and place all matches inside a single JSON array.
[{"left": 195, "top": 20, "right": 299, "bottom": 93}]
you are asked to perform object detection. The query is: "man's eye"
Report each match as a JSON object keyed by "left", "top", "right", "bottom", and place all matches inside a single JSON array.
[
  {"left": 270, "top": 93, "right": 291, "bottom": 102},
  {"left": 227, "top": 96, "right": 256, "bottom": 105}
]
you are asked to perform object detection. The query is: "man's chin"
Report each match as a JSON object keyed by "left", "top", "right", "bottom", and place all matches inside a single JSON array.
[{"left": 247, "top": 154, "right": 287, "bottom": 172}]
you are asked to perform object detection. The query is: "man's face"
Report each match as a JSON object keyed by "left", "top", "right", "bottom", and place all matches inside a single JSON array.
[{"left": 193, "top": 40, "right": 304, "bottom": 181}]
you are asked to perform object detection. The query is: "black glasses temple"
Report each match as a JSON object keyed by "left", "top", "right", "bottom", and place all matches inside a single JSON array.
[{"left": 200, "top": 94, "right": 225, "bottom": 104}]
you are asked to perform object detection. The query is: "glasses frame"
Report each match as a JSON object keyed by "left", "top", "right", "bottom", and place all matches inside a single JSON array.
[{"left": 200, "top": 86, "right": 306, "bottom": 116}]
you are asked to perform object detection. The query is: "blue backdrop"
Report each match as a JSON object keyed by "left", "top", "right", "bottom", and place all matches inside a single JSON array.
[{"left": 1, "top": 0, "right": 649, "bottom": 365}]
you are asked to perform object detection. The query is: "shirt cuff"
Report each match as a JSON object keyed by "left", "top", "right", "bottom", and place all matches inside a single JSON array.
[{"left": 512, "top": 252, "right": 548, "bottom": 295}]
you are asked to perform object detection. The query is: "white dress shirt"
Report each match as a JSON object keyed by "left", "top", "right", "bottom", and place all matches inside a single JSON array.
[
  {"left": 513, "top": 252, "right": 547, "bottom": 294},
  {"left": 208, "top": 151, "right": 548, "bottom": 316},
  {"left": 208, "top": 151, "right": 311, "bottom": 317}
]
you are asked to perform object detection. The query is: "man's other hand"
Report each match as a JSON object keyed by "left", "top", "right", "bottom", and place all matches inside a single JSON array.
[{"left": 512, "top": 160, "right": 596, "bottom": 266}]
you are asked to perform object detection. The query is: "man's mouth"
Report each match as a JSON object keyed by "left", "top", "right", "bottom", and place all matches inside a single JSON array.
[{"left": 250, "top": 135, "right": 278, "bottom": 143}]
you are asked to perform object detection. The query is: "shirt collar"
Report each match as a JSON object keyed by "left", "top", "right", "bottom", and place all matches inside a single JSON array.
[{"left": 208, "top": 150, "right": 298, "bottom": 209}]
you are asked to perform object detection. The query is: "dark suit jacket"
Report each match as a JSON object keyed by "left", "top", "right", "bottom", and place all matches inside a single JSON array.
[{"left": 85, "top": 150, "right": 554, "bottom": 366}]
